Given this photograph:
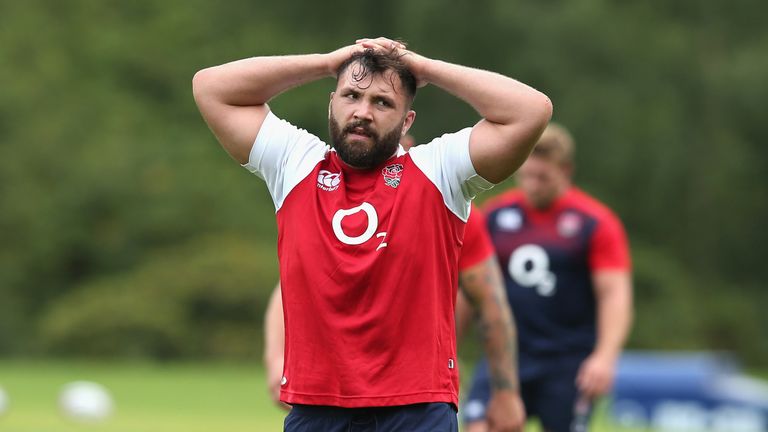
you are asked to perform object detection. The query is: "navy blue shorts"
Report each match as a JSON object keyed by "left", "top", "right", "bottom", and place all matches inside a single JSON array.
[
  {"left": 461, "top": 357, "right": 591, "bottom": 432},
  {"left": 284, "top": 403, "right": 458, "bottom": 432}
]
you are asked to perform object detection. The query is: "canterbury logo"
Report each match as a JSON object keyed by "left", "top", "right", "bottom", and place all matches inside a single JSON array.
[{"left": 317, "top": 170, "right": 341, "bottom": 191}]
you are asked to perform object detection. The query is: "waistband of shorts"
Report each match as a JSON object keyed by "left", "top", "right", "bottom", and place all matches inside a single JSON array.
[{"left": 290, "top": 402, "right": 455, "bottom": 417}]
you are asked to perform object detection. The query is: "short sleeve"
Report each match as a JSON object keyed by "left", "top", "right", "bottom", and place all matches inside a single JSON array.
[
  {"left": 409, "top": 128, "right": 494, "bottom": 222},
  {"left": 241, "top": 111, "right": 328, "bottom": 211},
  {"left": 589, "top": 210, "right": 631, "bottom": 271},
  {"left": 458, "top": 205, "right": 496, "bottom": 270}
]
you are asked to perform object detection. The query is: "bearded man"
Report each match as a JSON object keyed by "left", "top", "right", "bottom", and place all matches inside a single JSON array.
[{"left": 193, "top": 37, "right": 552, "bottom": 432}]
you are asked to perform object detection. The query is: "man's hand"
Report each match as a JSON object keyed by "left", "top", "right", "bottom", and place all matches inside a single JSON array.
[
  {"left": 485, "top": 389, "right": 526, "bottom": 432},
  {"left": 265, "top": 354, "right": 291, "bottom": 410},
  {"left": 584, "top": 270, "right": 632, "bottom": 398},
  {"left": 323, "top": 43, "right": 366, "bottom": 76},
  {"left": 576, "top": 351, "right": 617, "bottom": 398},
  {"left": 355, "top": 36, "right": 406, "bottom": 54},
  {"left": 355, "top": 37, "right": 430, "bottom": 87}
]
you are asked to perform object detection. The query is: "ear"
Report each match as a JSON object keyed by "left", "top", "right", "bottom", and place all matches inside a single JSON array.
[
  {"left": 561, "top": 161, "right": 575, "bottom": 180},
  {"left": 401, "top": 110, "right": 416, "bottom": 137}
]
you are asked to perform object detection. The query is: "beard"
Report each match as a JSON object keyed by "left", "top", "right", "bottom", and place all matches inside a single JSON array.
[{"left": 329, "top": 113, "right": 403, "bottom": 170}]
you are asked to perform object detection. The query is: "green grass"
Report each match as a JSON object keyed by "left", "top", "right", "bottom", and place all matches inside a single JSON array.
[
  {"left": 0, "top": 360, "right": 285, "bottom": 432},
  {"left": 0, "top": 359, "right": 641, "bottom": 431}
]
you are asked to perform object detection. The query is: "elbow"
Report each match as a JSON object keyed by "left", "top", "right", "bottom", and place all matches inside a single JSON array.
[
  {"left": 541, "top": 94, "right": 554, "bottom": 124},
  {"left": 506, "top": 90, "right": 552, "bottom": 141},
  {"left": 533, "top": 92, "right": 554, "bottom": 132},
  {"left": 192, "top": 67, "right": 216, "bottom": 101}
]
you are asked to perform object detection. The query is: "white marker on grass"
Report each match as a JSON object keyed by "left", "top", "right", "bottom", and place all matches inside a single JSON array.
[
  {"left": 59, "top": 381, "right": 113, "bottom": 421},
  {"left": 0, "top": 386, "right": 8, "bottom": 416}
]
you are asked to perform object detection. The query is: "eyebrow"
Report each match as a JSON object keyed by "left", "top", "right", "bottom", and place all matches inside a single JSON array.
[{"left": 340, "top": 84, "right": 398, "bottom": 107}]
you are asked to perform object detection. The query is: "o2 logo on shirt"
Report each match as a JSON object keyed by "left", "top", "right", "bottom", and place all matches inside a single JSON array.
[
  {"left": 507, "top": 244, "right": 556, "bottom": 296},
  {"left": 332, "top": 202, "right": 388, "bottom": 250}
]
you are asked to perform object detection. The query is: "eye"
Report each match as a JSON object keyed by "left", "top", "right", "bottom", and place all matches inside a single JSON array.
[
  {"left": 375, "top": 99, "right": 392, "bottom": 107},
  {"left": 344, "top": 92, "right": 359, "bottom": 100}
]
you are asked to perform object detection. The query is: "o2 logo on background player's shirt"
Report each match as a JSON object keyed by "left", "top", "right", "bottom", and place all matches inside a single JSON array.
[
  {"left": 508, "top": 244, "right": 557, "bottom": 296},
  {"left": 332, "top": 203, "right": 388, "bottom": 250}
]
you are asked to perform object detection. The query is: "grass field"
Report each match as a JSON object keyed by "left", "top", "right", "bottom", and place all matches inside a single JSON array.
[{"left": 0, "top": 359, "right": 640, "bottom": 431}]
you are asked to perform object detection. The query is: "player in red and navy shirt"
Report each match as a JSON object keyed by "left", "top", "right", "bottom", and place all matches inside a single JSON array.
[
  {"left": 460, "top": 124, "right": 633, "bottom": 432},
  {"left": 194, "top": 37, "right": 552, "bottom": 431}
]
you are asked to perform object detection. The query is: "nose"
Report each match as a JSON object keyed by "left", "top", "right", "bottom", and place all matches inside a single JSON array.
[{"left": 352, "top": 101, "right": 374, "bottom": 121}]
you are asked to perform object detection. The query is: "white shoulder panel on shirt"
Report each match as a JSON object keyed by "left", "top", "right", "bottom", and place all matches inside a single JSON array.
[
  {"left": 409, "top": 128, "right": 494, "bottom": 222},
  {"left": 242, "top": 111, "right": 329, "bottom": 212}
]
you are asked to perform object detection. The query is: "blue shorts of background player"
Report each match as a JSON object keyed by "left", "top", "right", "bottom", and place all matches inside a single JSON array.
[
  {"left": 462, "top": 355, "right": 592, "bottom": 432},
  {"left": 285, "top": 402, "right": 458, "bottom": 432}
]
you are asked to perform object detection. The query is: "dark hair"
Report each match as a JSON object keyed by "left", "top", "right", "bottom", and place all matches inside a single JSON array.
[{"left": 335, "top": 48, "right": 417, "bottom": 104}]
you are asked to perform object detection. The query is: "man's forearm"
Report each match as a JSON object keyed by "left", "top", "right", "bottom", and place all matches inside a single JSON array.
[
  {"left": 478, "top": 290, "right": 519, "bottom": 391},
  {"left": 418, "top": 58, "right": 550, "bottom": 128},
  {"left": 407, "top": 52, "right": 551, "bottom": 182},
  {"left": 264, "top": 283, "right": 285, "bottom": 364},
  {"left": 595, "top": 294, "right": 632, "bottom": 360},
  {"left": 193, "top": 54, "right": 333, "bottom": 108},
  {"left": 459, "top": 258, "right": 519, "bottom": 392},
  {"left": 593, "top": 271, "right": 633, "bottom": 360}
]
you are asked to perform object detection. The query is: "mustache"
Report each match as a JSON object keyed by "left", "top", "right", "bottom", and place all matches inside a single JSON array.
[{"left": 343, "top": 120, "right": 378, "bottom": 139}]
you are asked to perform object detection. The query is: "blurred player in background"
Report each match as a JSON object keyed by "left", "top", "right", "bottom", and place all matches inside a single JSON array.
[
  {"left": 265, "top": 134, "right": 526, "bottom": 430},
  {"left": 459, "top": 123, "right": 633, "bottom": 432}
]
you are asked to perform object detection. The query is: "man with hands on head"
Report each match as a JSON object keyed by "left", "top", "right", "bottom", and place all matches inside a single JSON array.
[{"left": 194, "top": 37, "right": 551, "bottom": 431}]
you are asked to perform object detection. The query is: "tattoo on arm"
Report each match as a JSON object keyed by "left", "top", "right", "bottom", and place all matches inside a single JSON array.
[{"left": 459, "top": 257, "right": 519, "bottom": 392}]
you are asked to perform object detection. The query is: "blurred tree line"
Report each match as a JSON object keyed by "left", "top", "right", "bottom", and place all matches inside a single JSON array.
[{"left": 1, "top": 0, "right": 765, "bottom": 365}]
